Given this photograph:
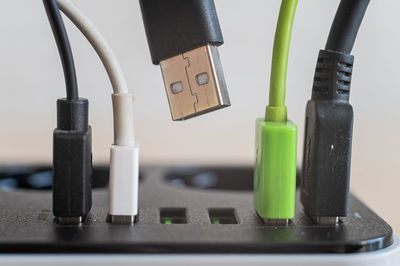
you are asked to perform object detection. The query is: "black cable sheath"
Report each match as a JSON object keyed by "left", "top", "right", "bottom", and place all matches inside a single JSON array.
[
  {"left": 325, "top": 0, "right": 370, "bottom": 54},
  {"left": 301, "top": 0, "right": 370, "bottom": 220},
  {"left": 43, "top": 0, "right": 78, "bottom": 100}
]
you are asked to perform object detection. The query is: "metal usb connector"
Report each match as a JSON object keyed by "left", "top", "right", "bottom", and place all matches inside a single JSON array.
[{"left": 160, "top": 45, "right": 230, "bottom": 121}]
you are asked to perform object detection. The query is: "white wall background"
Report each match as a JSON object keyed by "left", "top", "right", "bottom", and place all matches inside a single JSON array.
[{"left": 0, "top": 0, "right": 399, "bottom": 230}]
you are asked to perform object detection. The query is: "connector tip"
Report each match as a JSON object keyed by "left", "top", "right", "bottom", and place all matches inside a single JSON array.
[{"left": 160, "top": 45, "right": 230, "bottom": 120}]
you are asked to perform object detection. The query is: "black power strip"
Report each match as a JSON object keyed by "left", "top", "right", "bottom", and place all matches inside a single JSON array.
[{"left": 0, "top": 166, "right": 393, "bottom": 254}]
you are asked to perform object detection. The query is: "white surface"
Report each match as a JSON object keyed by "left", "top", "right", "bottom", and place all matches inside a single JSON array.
[
  {"left": 0, "top": 0, "right": 399, "bottom": 230},
  {"left": 109, "top": 144, "right": 139, "bottom": 216},
  {"left": 0, "top": 236, "right": 399, "bottom": 266}
]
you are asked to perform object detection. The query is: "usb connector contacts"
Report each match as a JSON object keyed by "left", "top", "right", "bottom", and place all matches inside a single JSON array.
[
  {"left": 160, "top": 45, "right": 230, "bottom": 120},
  {"left": 140, "top": 0, "right": 230, "bottom": 120}
]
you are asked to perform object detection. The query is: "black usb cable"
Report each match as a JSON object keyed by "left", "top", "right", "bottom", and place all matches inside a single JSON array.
[
  {"left": 43, "top": 0, "right": 92, "bottom": 224},
  {"left": 139, "top": 0, "right": 230, "bottom": 120},
  {"left": 300, "top": 0, "right": 370, "bottom": 224}
]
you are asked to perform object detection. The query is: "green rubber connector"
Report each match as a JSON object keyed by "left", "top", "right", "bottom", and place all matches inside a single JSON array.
[{"left": 254, "top": 118, "right": 297, "bottom": 219}]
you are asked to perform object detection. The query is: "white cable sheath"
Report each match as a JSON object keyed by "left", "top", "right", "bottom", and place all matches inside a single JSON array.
[
  {"left": 112, "top": 93, "right": 135, "bottom": 146},
  {"left": 57, "top": 0, "right": 128, "bottom": 94},
  {"left": 57, "top": 0, "right": 134, "bottom": 145}
]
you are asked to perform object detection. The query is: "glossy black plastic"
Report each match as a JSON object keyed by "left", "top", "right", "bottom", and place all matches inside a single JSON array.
[{"left": 139, "top": 0, "right": 223, "bottom": 64}]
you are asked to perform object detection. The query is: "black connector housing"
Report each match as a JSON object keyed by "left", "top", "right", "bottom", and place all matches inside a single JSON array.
[
  {"left": 139, "top": 0, "right": 224, "bottom": 64},
  {"left": 53, "top": 98, "right": 92, "bottom": 222},
  {"left": 301, "top": 50, "right": 354, "bottom": 218}
]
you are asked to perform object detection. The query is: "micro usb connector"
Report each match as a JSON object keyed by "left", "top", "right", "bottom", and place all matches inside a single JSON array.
[
  {"left": 160, "top": 45, "right": 230, "bottom": 120},
  {"left": 140, "top": 0, "right": 230, "bottom": 120},
  {"left": 300, "top": 0, "right": 369, "bottom": 225}
]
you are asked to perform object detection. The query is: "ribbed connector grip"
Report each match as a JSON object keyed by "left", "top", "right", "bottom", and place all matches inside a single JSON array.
[{"left": 311, "top": 49, "right": 354, "bottom": 102}]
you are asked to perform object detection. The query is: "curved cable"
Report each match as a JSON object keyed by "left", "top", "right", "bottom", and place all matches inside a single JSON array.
[
  {"left": 325, "top": 0, "right": 370, "bottom": 54},
  {"left": 266, "top": 0, "right": 298, "bottom": 122},
  {"left": 57, "top": 0, "right": 129, "bottom": 94},
  {"left": 43, "top": 0, "right": 79, "bottom": 100},
  {"left": 57, "top": 0, "right": 134, "bottom": 145}
]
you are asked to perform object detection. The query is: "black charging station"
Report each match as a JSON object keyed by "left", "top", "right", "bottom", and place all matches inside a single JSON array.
[{"left": 0, "top": 166, "right": 393, "bottom": 254}]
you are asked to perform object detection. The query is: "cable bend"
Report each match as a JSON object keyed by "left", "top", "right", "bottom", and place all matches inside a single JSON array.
[
  {"left": 57, "top": 0, "right": 134, "bottom": 145},
  {"left": 57, "top": 0, "right": 129, "bottom": 94}
]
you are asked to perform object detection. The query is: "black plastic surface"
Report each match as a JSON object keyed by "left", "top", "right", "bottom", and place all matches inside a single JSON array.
[
  {"left": 57, "top": 98, "right": 89, "bottom": 131},
  {"left": 0, "top": 166, "right": 393, "bottom": 254},
  {"left": 311, "top": 50, "right": 354, "bottom": 102},
  {"left": 301, "top": 50, "right": 354, "bottom": 217},
  {"left": 53, "top": 98, "right": 92, "bottom": 219},
  {"left": 139, "top": 0, "right": 224, "bottom": 64},
  {"left": 301, "top": 100, "right": 353, "bottom": 217}
]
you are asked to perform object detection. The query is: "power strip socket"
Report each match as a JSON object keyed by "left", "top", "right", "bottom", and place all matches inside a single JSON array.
[{"left": 0, "top": 165, "right": 397, "bottom": 265}]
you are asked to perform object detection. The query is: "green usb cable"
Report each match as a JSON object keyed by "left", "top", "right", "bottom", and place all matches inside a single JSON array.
[{"left": 254, "top": 0, "right": 298, "bottom": 223}]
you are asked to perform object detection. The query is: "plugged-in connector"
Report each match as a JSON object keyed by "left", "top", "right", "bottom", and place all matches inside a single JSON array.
[
  {"left": 300, "top": 50, "right": 354, "bottom": 223},
  {"left": 44, "top": 0, "right": 92, "bottom": 224},
  {"left": 108, "top": 93, "right": 139, "bottom": 225},
  {"left": 109, "top": 144, "right": 139, "bottom": 224},
  {"left": 160, "top": 45, "right": 230, "bottom": 120},
  {"left": 139, "top": 0, "right": 230, "bottom": 120},
  {"left": 253, "top": 0, "right": 298, "bottom": 223},
  {"left": 254, "top": 118, "right": 297, "bottom": 222},
  {"left": 53, "top": 98, "right": 92, "bottom": 224},
  {"left": 300, "top": 0, "right": 369, "bottom": 224}
]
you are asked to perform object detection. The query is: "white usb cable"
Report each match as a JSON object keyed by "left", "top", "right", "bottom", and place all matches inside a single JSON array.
[{"left": 57, "top": 0, "right": 139, "bottom": 224}]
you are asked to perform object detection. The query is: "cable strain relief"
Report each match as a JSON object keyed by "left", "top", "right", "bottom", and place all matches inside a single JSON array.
[
  {"left": 112, "top": 93, "right": 135, "bottom": 146},
  {"left": 265, "top": 105, "right": 287, "bottom": 122},
  {"left": 311, "top": 49, "right": 354, "bottom": 102},
  {"left": 57, "top": 98, "right": 89, "bottom": 131}
]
